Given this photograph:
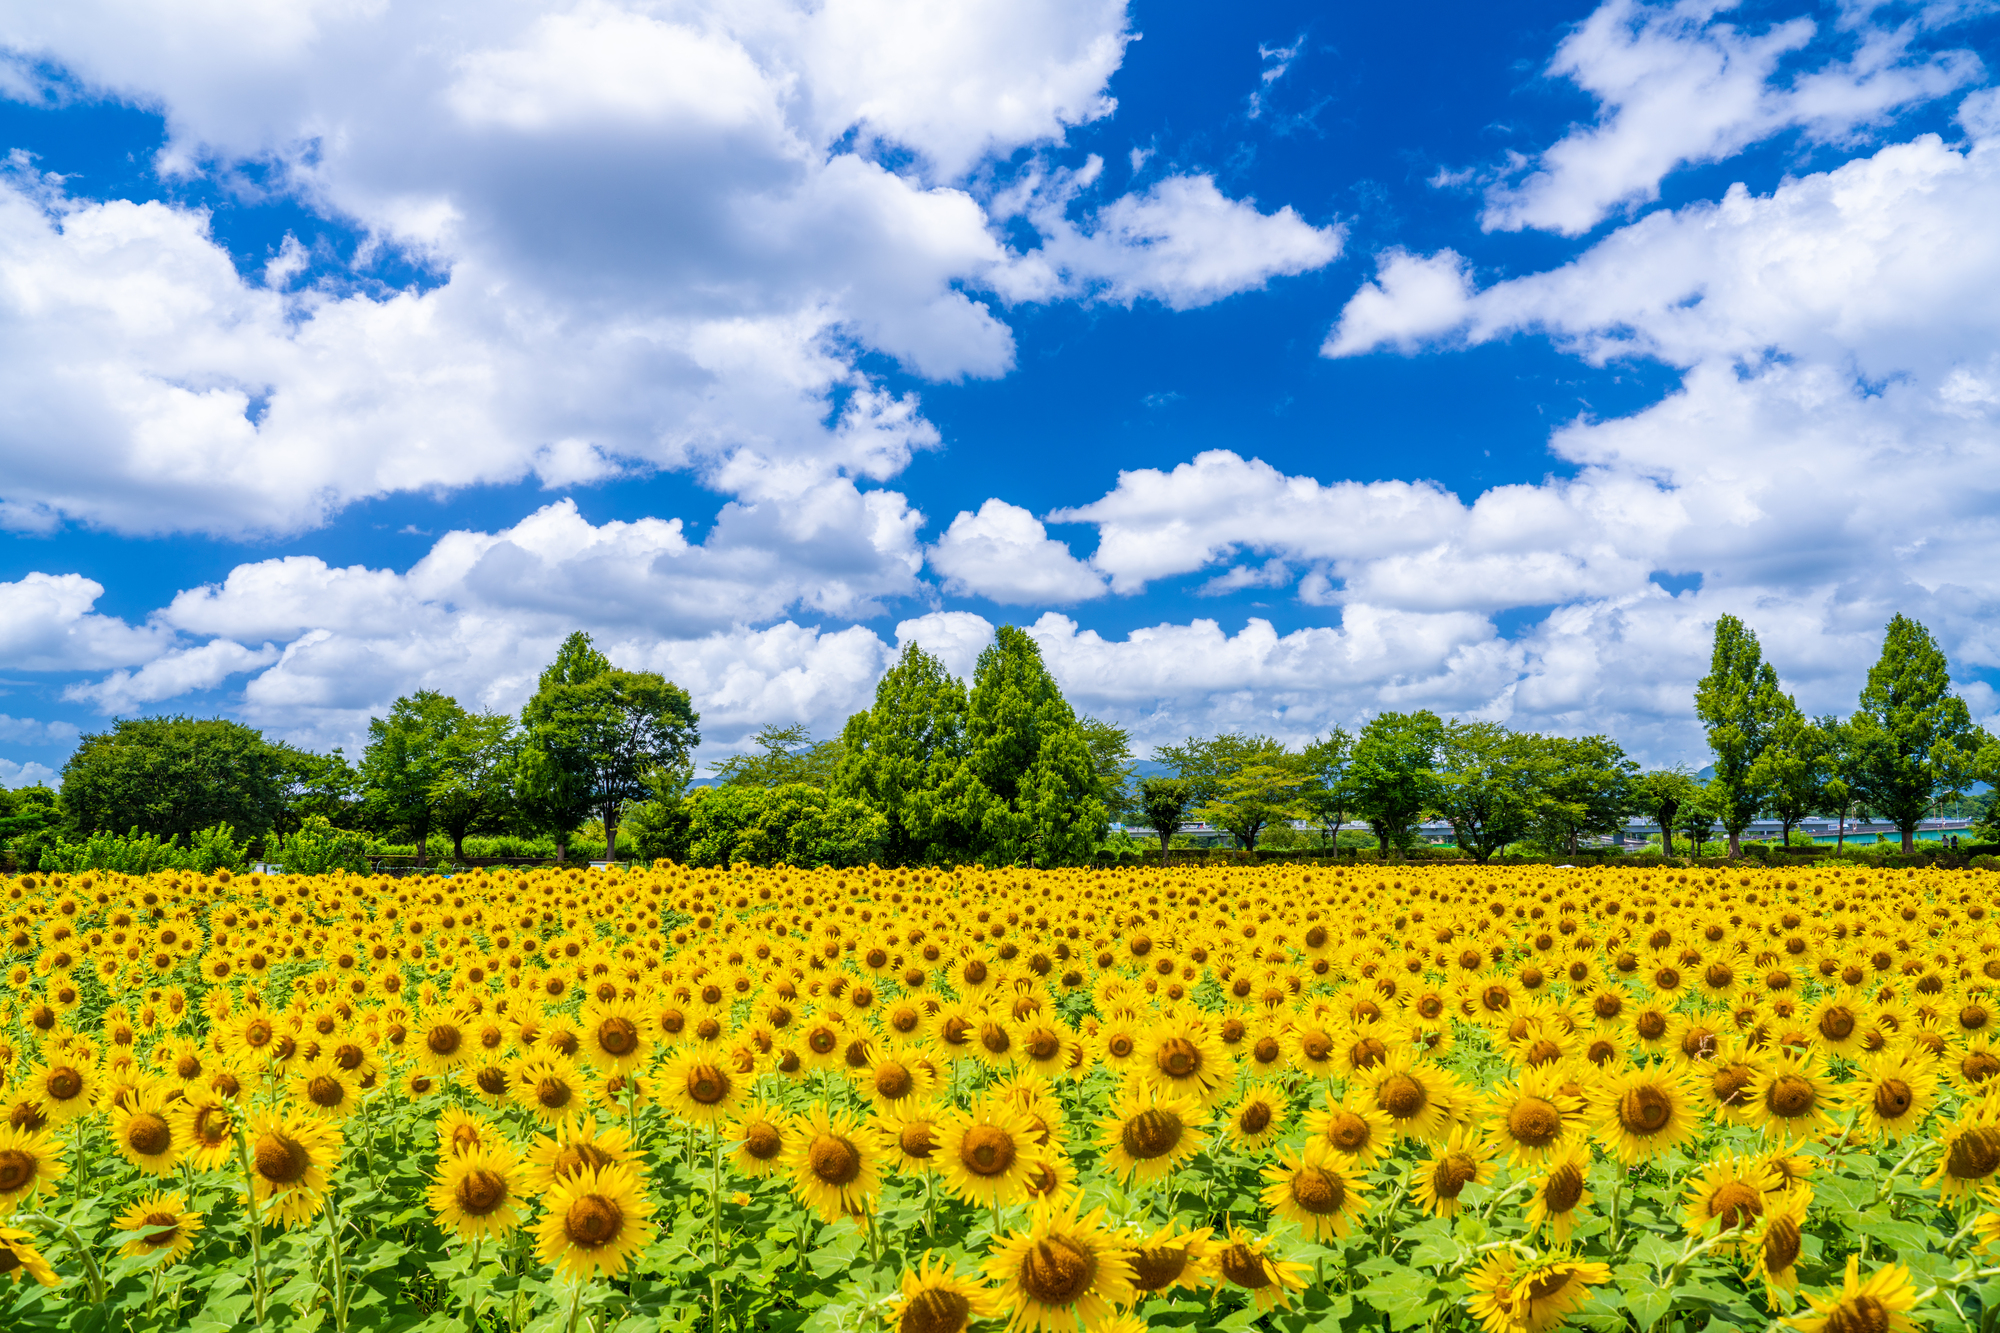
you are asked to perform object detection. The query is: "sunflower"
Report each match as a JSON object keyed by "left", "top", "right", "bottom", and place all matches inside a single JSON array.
[
  {"left": 726, "top": 1101, "right": 794, "bottom": 1179},
  {"left": 0, "top": 1123, "right": 66, "bottom": 1212},
  {"left": 461, "top": 1056, "right": 516, "bottom": 1109},
  {"left": 1807, "top": 993, "right": 1869, "bottom": 1059},
  {"left": 1947, "top": 1035, "right": 2000, "bottom": 1094},
  {"left": 523, "top": 1115, "right": 639, "bottom": 1193},
  {"left": 1096, "top": 1085, "right": 1207, "bottom": 1186},
  {"left": 1748, "top": 1050, "right": 1838, "bottom": 1145},
  {"left": 1592, "top": 1067, "right": 1700, "bottom": 1164},
  {"left": 862, "top": 1052, "right": 938, "bottom": 1117},
  {"left": 1021, "top": 1149, "right": 1076, "bottom": 1206},
  {"left": 290, "top": 1055, "right": 364, "bottom": 1121},
  {"left": 1925, "top": 1112, "right": 2000, "bottom": 1200},
  {"left": 1522, "top": 1146, "right": 1594, "bottom": 1245},
  {"left": 1467, "top": 1252, "right": 1612, "bottom": 1333},
  {"left": 653, "top": 1052, "right": 746, "bottom": 1128},
  {"left": 940, "top": 1099, "right": 1045, "bottom": 1206},
  {"left": 245, "top": 1108, "right": 343, "bottom": 1228},
  {"left": 881, "top": 1103, "right": 945, "bottom": 1178},
  {"left": 1124, "top": 1223, "right": 1213, "bottom": 1295},
  {"left": 1303, "top": 1092, "right": 1395, "bottom": 1169},
  {"left": 1483, "top": 1067, "right": 1585, "bottom": 1167},
  {"left": 436, "top": 1106, "right": 502, "bottom": 1160},
  {"left": 1751, "top": 1185, "right": 1812, "bottom": 1311},
  {"left": 1222, "top": 1086, "right": 1287, "bottom": 1151},
  {"left": 889, "top": 1252, "right": 998, "bottom": 1333},
  {"left": 428, "top": 1143, "right": 529, "bottom": 1241},
  {"left": 533, "top": 1161, "right": 656, "bottom": 1281},
  {"left": 108, "top": 1088, "right": 180, "bottom": 1176},
  {"left": 1679, "top": 1154, "right": 1779, "bottom": 1251},
  {"left": 1363, "top": 1056, "right": 1459, "bottom": 1144},
  {"left": 1410, "top": 1125, "right": 1494, "bottom": 1220},
  {"left": 985, "top": 1198, "right": 1135, "bottom": 1333},
  {"left": 1845, "top": 1051, "right": 1938, "bottom": 1144},
  {"left": 415, "top": 1013, "right": 475, "bottom": 1077},
  {"left": 1782, "top": 1255, "right": 1921, "bottom": 1333},
  {"left": 514, "top": 1054, "right": 597, "bottom": 1127},
  {"left": 20, "top": 1058, "right": 98, "bottom": 1126},
  {"left": 1140, "top": 1018, "right": 1233, "bottom": 1105},
  {"left": 786, "top": 1103, "right": 882, "bottom": 1222},
  {"left": 0, "top": 1225, "right": 59, "bottom": 1287},
  {"left": 1212, "top": 1227, "right": 1309, "bottom": 1313},
  {"left": 111, "top": 1191, "right": 203, "bottom": 1264},
  {"left": 1694, "top": 1037, "right": 1766, "bottom": 1124},
  {"left": 577, "top": 996, "right": 652, "bottom": 1076}
]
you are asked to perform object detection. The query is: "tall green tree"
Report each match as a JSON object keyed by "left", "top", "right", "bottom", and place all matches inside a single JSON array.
[
  {"left": 518, "top": 631, "right": 700, "bottom": 863},
  {"left": 1192, "top": 749, "right": 1307, "bottom": 851},
  {"left": 1845, "top": 615, "right": 1981, "bottom": 852},
  {"left": 1748, "top": 705, "right": 1833, "bottom": 845},
  {"left": 1694, "top": 614, "right": 1789, "bottom": 856},
  {"left": 1630, "top": 769, "right": 1700, "bottom": 857},
  {"left": 1529, "top": 734, "right": 1636, "bottom": 855},
  {"left": 61, "top": 716, "right": 288, "bottom": 845},
  {"left": 359, "top": 690, "right": 466, "bottom": 867},
  {"left": 1137, "top": 777, "right": 1193, "bottom": 854},
  {"left": 431, "top": 710, "right": 518, "bottom": 861},
  {"left": 1430, "top": 721, "right": 1539, "bottom": 863},
  {"left": 1678, "top": 781, "right": 1723, "bottom": 852},
  {"left": 934, "top": 626, "right": 1104, "bottom": 867},
  {"left": 835, "top": 642, "right": 971, "bottom": 866},
  {"left": 1078, "top": 717, "right": 1138, "bottom": 824},
  {"left": 1348, "top": 711, "right": 1446, "bottom": 859},
  {"left": 1296, "top": 729, "right": 1356, "bottom": 850}
]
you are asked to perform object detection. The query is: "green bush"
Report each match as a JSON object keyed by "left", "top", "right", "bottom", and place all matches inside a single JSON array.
[
  {"left": 37, "top": 822, "right": 249, "bottom": 874},
  {"left": 273, "top": 817, "right": 370, "bottom": 875}
]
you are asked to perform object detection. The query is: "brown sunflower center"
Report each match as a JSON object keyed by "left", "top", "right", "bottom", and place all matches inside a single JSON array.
[
  {"left": 1542, "top": 1162, "right": 1584, "bottom": 1213},
  {"left": 960, "top": 1124, "right": 1017, "bottom": 1176},
  {"left": 563, "top": 1194, "right": 623, "bottom": 1247},
  {"left": 1708, "top": 1181, "right": 1763, "bottom": 1229},
  {"left": 0, "top": 1148, "right": 36, "bottom": 1192},
  {"left": 138, "top": 1213, "right": 181, "bottom": 1247},
  {"left": 1348, "top": 1037, "right": 1387, "bottom": 1069},
  {"left": 871, "top": 1063, "right": 914, "bottom": 1101},
  {"left": 595, "top": 1017, "right": 639, "bottom": 1056},
  {"left": 124, "top": 1112, "right": 173, "bottom": 1157},
  {"left": 1129, "top": 1244, "right": 1189, "bottom": 1291},
  {"left": 1506, "top": 1098, "right": 1562, "bottom": 1148},
  {"left": 1945, "top": 1126, "right": 2000, "bottom": 1181},
  {"left": 427, "top": 1025, "right": 463, "bottom": 1057},
  {"left": 898, "top": 1122, "right": 937, "bottom": 1160},
  {"left": 1818, "top": 1007, "right": 1856, "bottom": 1041},
  {"left": 1617, "top": 1085, "right": 1673, "bottom": 1135},
  {"left": 307, "top": 1076, "right": 346, "bottom": 1109},
  {"left": 1524, "top": 1039, "right": 1564, "bottom": 1067},
  {"left": 1217, "top": 1242, "right": 1271, "bottom": 1290},
  {"left": 475, "top": 1066, "right": 509, "bottom": 1097},
  {"left": 743, "top": 1121, "right": 784, "bottom": 1160},
  {"left": 537, "top": 1077, "right": 574, "bottom": 1110},
  {"left": 1524, "top": 1269, "right": 1573, "bottom": 1301},
  {"left": 1290, "top": 1166, "right": 1345, "bottom": 1213},
  {"left": 1377, "top": 1074, "right": 1428, "bottom": 1120},
  {"left": 1823, "top": 1294, "right": 1893, "bottom": 1333},
  {"left": 1324, "top": 1110, "right": 1372, "bottom": 1153},
  {"left": 254, "top": 1132, "right": 312, "bottom": 1185},
  {"left": 1636, "top": 1012, "right": 1668, "bottom": 1041},
  {"left": 900, "top": 1287, "right": 972, "bottom": 1333},
  {"left": 1251, "top": 1036, "right": 1281, "bottom": 1064},
  {"left": 456, "top": 1168, "right": 509, "bottom": 1215},
  {"left": 1711, "top": 1065, "right": 1755, "bottom": 1106},
  {"left": 1120, "top": 1109, "right": 1184, "bottom": 1161},
  {"left": 1237, "top": 1101, "right": 1273, "bottom": 1135},
  {"left": 47, "top": 1068, "right": 83, "bottom": 1101},
  {"left": 1019, "top": 1237, "right": 1094, "bottom": 1305},
  {"left": 978, "top": 1023, "right": 1011, "bottom": 1057},
  {"left": 1766, "top": 1074, "right": 1816, "bottom": 1118},
  {"left": 1763, "top": 1215, "right": 1802, "bottom": 1274},
  {"left": 809, "top": 1135, "right": 862, "bottom": 1186},
  {"left": 1431, "top": 1153, "right": 1478, "bottom": 1199},
  {"left": 1871, "top": 1079, "right": 1913, "bottom": 1119},
  {"left": 687, "top": 1065, "right": 728, "bottom": 1105},
  {"left": 552, "top": 1142, "right": 614, "bottom": 1179},
  {"left": 1026, "top": 1031, "right": 1061, "bottom": 1061}
]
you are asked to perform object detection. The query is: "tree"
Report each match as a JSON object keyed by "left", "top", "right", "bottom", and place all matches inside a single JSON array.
[
  {"left": 1137, "top": 777, "right": 1193, "bottom": 854},
  {"left": 1529, "top": 735, "right": 1636, "bottom": 856},
  {"left": 835, "top": 642, "right": 971, "bottom": 866},
  {"left": 711, "top": 725, "right": 844, "bottom": 788},
  {"left": 932, "top": 626, "right": 1104, "bottom": 867},
  {"left": 274, "top": 746, "right": 363, "bottom": 835},
  {"left": 1630, "top": 769, "right": 1700, "bottom": 858},
  {"left": 359, "top": 690, "right": 465, "bottom": 867},
  {"left": 685, "top": 783, "right": 888, "bottom": 868},
  {"left": 1845, "top": 615, "right": 1980, "bottom": 852},
  {"left": 1078, "top": 718, "right": 1138, "bottom": 825},
  {"left": 1348, "top": 712, "right": 1446, "bottom": 859},
  {"left": 61, "top": 716, "right": 288, "bottom": 846},
  {"left": 1297, "top": 730, "right": 1356, "bottom": 850},
  {"left": 519, "top": 632, "right": 700, "bottom": 863},
  {"left": 1193, "top": 751, "right": 1307, "bottom": 851},
  {"left": 1430, "top": 721, "right": 1539, "bottom": 863},
  {"left": 1748, "top": 706, "right": 1832, "bottom": 846},
  {"left": 1678, "top": 781, "right": 1723, "bottom": 853},
  {"left": 431, "top": 710, "right": 518, "bottom": 861},
  {"left": 1694, "top": 614, "right": 1789, "bottom": 856}
]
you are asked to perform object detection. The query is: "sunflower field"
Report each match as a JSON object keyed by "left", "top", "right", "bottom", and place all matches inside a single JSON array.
[{"left": 3, "top": 862, "right": 2000, "bottom": 1333}]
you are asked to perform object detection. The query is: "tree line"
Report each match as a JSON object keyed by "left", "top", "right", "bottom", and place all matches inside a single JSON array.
[{"left": 2, "top": 612, "right": 1993, "bottom": 871}]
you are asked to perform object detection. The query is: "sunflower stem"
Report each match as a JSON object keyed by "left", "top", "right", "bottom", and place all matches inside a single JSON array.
[
  {"left": 465, "top": 1234, "right": 482, "bottom": 1333},
  {"left": 1867, "top": 1142, "right": 1928, "bottom": 1208},
  {"left": 563, "top": 1278, "right": 586, "bottom": 1333},
  {"left": 233, "top": 1120, "right": 270, "bottom": 1330},
  {"left": 711, "top": 1122, "right": 723, "bottom": 1333},
  {"left": 325, "top": 1178, "right": 351, "bottom": 1333}
]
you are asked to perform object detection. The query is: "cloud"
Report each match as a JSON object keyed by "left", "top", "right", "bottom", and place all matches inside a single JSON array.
[
  {"left": 64, "top": 640, "right": 282, "bottom": 713},
  {"left": 1476, "top": 0, "right": 1982, "bottom": 235},
  {"left": 0, "top": 759, "right": 60, "bottom": 788},
  {"left": 927, "top": 500, "right": 1107, "bottom": 604},
  {"left": 0, "top": 572, "right": 169, "bottom": 671},
  {"left": 1322, "top": 249, "right": 1474, "bottom": 357},
  {"left": 0, "top": 714, "right": 79, "bottom": 746}
]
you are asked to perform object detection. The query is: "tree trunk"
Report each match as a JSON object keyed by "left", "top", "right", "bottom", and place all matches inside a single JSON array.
[
  {"left": 1727, "top": 828, "right": 1741, "bottom": 858},
  {"left": 452, "top": 828, "right": 467, "bottom": 863},
  {"left": 1836, "top": 810, "right": 1845, "bottom": 851},
  {"left": 1902, "top": 826, "right": 1915, "bottom": 853},
  {"left": 414, "top": 818, "right": 428, "bottom": 868},
  {"left": 604, "top": 804, "right": 618, "bottom": 863}
]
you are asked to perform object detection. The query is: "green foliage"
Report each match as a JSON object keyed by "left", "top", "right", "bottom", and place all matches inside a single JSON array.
[
  {"left": 1845, "top": 614, "right": 1984, "bottom": 851},
  {"left": 1190, "top": 749, "right": 1308, "bottom": 851},
  {"left": 835, "top": 641, "right": 970, "bottom": 866},
  {"left": 273, "top": 815, "right": 370, "bottom": 875},
  {"left": 1525, "top": 733, "right": 1636, "bottom": 855},
  {"left": 518, "top": 631, "right": 700, "bottom": 861},
  {"left": 709, "top": 724, "right": 843, "bottom": 788},
  {"left": 1136, "top": 776, "right": 1193, "bottom": 852},
  {"left": 1077, "top": 717, "right": 1138, "bottom": 823},
  {"left": 684, "top": 782, "right": 887, "bottom": 868},
  {"left": 39, "top": 821, "right": 248, "bottom": 874},
  {"left": 930, "top": 626, "right": 1105, "bottom": 867},
  {"left": 1749, "top": 706, "right": 1834, "bottom": 842},
  {"left": 61, "top": 716, "right": 288, "bottom": 844},
  {"left": 358, "top": 690, "right": 471, "bottom": 866},
  {"left": 1349, "top": 710, "right": 1446, "bottom": 856},
  {"left": 1430, "top": 720, "right": 1539, "bottom": 862},
  {"left": 1693, "top": 613, "right": 1789, "bottom": 851}
]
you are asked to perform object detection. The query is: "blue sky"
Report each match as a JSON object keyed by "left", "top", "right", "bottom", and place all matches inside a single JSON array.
[{"left": 3, "top": 0, "right": 1999, "bottom": 784}]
